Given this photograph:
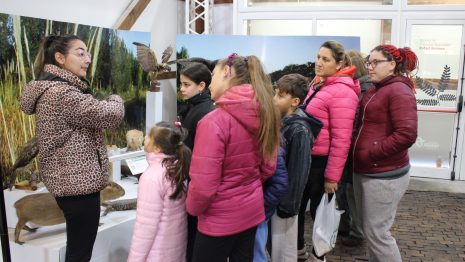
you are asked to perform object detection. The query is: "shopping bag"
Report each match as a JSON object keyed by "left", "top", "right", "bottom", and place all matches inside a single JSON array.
[{"left": 312, "top": 193, "right": 344, "bottom": 257}]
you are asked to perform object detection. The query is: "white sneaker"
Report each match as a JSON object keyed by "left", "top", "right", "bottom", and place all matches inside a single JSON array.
[
  {"left": 306, "top": 252, "right": 326, "bottom": 262},
  {"left": 298, "top": 247, "right": 309, "bottom": 260}
]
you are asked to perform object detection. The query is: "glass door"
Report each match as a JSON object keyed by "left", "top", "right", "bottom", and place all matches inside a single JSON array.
[{"left": 405, "top": 20, "right": 465, "bottom": 180}]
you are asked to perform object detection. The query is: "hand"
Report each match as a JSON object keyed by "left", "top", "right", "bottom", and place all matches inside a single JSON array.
[{"left": 324, "top": 181, "right": 338, "bottom": 194}]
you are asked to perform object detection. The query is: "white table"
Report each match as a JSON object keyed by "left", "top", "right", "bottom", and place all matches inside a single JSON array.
[{"left": 5, "top": 177, "right": 139, "bottom": 262}]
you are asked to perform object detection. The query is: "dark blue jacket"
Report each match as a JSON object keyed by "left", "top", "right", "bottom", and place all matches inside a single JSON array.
[
  {"left": 263, "top": 142, "right": 288, "bottom": 220},
  {"left": 277, "top": 108, "right": 321, "bottom": 218}
]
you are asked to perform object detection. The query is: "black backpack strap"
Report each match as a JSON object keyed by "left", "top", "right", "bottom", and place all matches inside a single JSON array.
[{"left": 300, "top": 79, "right": 320, "bottom": 109}]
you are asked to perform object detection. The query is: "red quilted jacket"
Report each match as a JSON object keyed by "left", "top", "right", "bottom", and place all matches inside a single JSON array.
[{"left": 353, "top": 75, "right": 418, "bottom": 174}]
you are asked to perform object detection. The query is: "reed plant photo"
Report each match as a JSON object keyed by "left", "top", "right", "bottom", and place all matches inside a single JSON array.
[{"left": 0, "top": 13, "right": 151, "bottom": 187}]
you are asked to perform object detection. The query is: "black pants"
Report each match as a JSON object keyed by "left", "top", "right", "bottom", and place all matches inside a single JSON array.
[
  {"left": 186, "top": 214, "right": 198, "bottom": 262},
  {"left": 192, "top": 226, "right": 257, "bottom": 262},
  {"left": 55, "top": 192, "right": 101, "bottom": 262},
  {"left": 298, "top": 156, "right": 328, "bottom": 250}
]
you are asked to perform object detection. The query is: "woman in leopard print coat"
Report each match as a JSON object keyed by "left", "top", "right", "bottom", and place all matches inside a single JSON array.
[{"left": 20, "top": 35, "right": 124, "bottom": 262}]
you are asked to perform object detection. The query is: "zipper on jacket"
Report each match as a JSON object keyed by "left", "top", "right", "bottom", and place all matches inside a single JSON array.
[{"left": 352, "top": 93, "right": 377, "bottom": 172}]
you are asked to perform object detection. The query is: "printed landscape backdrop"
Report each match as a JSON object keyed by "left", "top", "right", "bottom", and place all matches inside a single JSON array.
[
  {"left": 175, "top": 34, "right": 360, "bottom": 118},
  {"left": 0, "top": 12, "right": 151, "bottom": 185}
]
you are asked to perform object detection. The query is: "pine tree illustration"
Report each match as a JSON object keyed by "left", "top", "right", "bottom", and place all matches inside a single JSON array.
[
  {"left": 438, "top": 65, "right": 451, "bottom": 92},
  {"left": 417, "top": 76, "right": 437, "bottom": 97}
]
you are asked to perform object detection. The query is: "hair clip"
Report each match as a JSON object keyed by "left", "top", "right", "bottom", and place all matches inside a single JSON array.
[
  {"left": 175, "top": 121, "right": 181, "bottom": 127},
  {"left": 227, "top": 53, "right": 237, "bottom": 67}
]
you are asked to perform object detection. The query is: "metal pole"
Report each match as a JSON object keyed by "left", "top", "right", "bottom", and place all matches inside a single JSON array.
[
  {"left": 0, "top": 177, "right": 12, "bottom": 262},
  {"left": 450, "top": 44, "right": 465, "bottom": 181}
]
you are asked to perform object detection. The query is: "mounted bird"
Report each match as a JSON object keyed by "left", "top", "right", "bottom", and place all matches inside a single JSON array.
[
  {"left": 8, "top": 136, "right": 39, "bottom": 190},
  {"left": 133, "top": 42, "right": 175, "bottom": 91}
]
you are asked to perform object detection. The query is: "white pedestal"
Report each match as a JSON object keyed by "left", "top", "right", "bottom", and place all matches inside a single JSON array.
[
  {"left": 5, "top": 177, "right": 139, "bottom": 262},
  {"left": 146, "top": 91, "right": 163, "bottom": 134}
]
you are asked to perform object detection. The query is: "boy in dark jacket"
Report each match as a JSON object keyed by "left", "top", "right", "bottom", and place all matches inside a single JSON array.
[{"left": 271, "top": 74, "right": 321, "bottom": 261}]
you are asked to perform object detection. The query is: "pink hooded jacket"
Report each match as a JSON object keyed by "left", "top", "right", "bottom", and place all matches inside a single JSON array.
[
  {"left": 128, "top": 153, "right": 187, "bottom": 262},
  {"left": 186, "top": 84, "right": 277, "bottom": 236},
  {"left": 304, "top": 67, "right": 360, "bottom": 182}
]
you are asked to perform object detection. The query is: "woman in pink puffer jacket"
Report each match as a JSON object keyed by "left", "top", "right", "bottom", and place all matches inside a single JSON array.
[{"left": 298, "top": 40, "right": 360, "bottom": 262}]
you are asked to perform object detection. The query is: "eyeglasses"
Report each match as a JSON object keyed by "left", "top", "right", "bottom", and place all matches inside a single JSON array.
[
  {"left": 365, "top": 59, "right": 389, "bottom": 68},
  {"left": 73, "top": 50, "right": 92, "bottom": 60}
]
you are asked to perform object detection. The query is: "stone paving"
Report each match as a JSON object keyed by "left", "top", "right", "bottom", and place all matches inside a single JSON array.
[{"left": 300, "top": 190, "right": 465, "bottom": 262}]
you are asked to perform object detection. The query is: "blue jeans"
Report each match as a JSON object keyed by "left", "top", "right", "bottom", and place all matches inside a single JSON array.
[{"left": 253, "top": 220, "right": 269, "bottom": 262}]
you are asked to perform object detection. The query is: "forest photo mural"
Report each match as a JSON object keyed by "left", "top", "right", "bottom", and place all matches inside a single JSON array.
[{"left": 0, "top": 13, "right": 151, "bottom": 186}]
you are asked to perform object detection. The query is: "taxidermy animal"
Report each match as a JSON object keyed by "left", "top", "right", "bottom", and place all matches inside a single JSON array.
[
  {"left": 13, "top": 171, "right": 40, "bottom": 191},
  {"left": 13, "top": 181, "right": 125, "bottom": 244},
  {"left": 169, "top": 57, "right": 218, "bottom": 71},
  {"left": 102, "top": 198, "right": 137, "bottom": 216},
  {"left": 133, "top": 42, "right": 174, "bottom": 91},
  {"left": 126, "top": 129, "right": 144, "bottom": 151},
  {"left": 8, "top": 136, "right": 39, "bottom": 190}
]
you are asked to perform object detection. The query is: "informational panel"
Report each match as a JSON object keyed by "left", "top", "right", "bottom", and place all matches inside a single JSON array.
[{"left": 410, "top": 24, "right": 463, "bottom": 109}]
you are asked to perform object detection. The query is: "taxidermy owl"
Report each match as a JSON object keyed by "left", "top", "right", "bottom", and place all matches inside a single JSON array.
[
  {"left": 170, "top": 57, "right": 218, "bottom": 72},
  {"left": 133, "top": 42, "right": 174, "bottom": 92},
  {"left": 8, "top": 136, "right": 39, "bottom": 190},
  {"left": 126, "top": 129, "right": 144, "bottom": 151}
]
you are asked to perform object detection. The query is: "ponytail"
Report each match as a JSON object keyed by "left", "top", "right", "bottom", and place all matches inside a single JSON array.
[
  {"left": 149, "top": 121, "right": 192, "bottom": 200},
  {"left": 169, "top": 142, "right": 191, "bottom": 200},
  {"left": 217, "top": 54, "right": 280, "bottom": 160}
]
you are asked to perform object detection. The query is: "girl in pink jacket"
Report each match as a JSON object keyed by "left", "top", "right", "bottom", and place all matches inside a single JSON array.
[
  {"left": 186, "top": 54, "right": 281, "bottom": 262},
  {"left": 128, "top": 121, "right": 191, "bottom": 262}
]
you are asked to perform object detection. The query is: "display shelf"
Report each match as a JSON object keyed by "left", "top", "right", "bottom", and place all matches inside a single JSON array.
[{"left": 5, "top": 177, "right": 139, "bottom": 262}]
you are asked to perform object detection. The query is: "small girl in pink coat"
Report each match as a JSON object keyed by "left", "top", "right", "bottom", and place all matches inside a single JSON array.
[{"left": 128, "top": 121, "right": 191, "bottom": 262}]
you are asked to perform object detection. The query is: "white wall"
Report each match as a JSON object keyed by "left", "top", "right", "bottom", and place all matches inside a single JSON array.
[
  {"left": 213, "top": 4, "right": 233, "bottom": 35},
  {"left": 0, "top": 0, "right": 179, "bottom": 122}
]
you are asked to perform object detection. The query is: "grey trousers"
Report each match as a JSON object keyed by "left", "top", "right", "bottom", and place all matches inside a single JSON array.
[{"left": 353, "top": 173, "right": 409, "bottom": 262}]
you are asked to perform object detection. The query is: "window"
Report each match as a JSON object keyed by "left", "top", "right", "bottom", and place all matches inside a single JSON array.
[
  {"left": 246, "top": 0, "right": 393, "bottom": 6},
  {"left": 408, "top": 0, "right": 465, "bottom": 4},
  {"left": 247, "top": 20, "right": 313, "bottom": 35},
  {"left": 316, "top": 19, "right": 392, "bottom": 55}
]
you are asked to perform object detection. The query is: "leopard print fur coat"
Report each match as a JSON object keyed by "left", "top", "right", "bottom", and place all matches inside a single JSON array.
[{"left": 20, "top": 64, "right": 125, "bottom": 197}]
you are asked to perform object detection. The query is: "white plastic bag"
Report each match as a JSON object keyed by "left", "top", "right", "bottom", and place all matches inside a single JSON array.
[{"left": 312, "top": 193, "right": 344, "bottom": 257}]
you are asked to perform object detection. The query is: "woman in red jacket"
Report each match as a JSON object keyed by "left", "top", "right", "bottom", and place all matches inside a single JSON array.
[
  {"left": 353, "top": 45, "right": 418, "bottom": 262},
  {"left": 186, "top": 53, "right": 280, "bottom": 262},
  {"left": 299, "top": 40, "right": 360, "bottom": 262}
]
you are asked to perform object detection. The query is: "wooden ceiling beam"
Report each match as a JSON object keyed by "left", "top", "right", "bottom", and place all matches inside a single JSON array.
[{"left": 114, "top": 0, "right": 151, "bottom": 30}]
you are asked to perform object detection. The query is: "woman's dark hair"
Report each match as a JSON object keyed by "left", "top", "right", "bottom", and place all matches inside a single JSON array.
[
  {"left": 34, "top": 34, "right": 82, "bottom": 77},
  {"left": 180, "top": 62, "right": 212, "bottom": 92},
  {"left": 320, "top": 40, "right": 352, "bottom": 68},
  {"left": 148, "top": 121, "right": 191, "bottom": 200}
]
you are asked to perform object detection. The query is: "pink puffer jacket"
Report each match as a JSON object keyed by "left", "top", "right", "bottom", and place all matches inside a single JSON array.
[
  {"left": 186, "top": 84, "right": 277, "bottom": 236},
  {"left": 128, "top": 153, "right": 187, "bottom": 262},
  {"left": 304, "top": 67, "right": 360, "bottom": 182}
]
